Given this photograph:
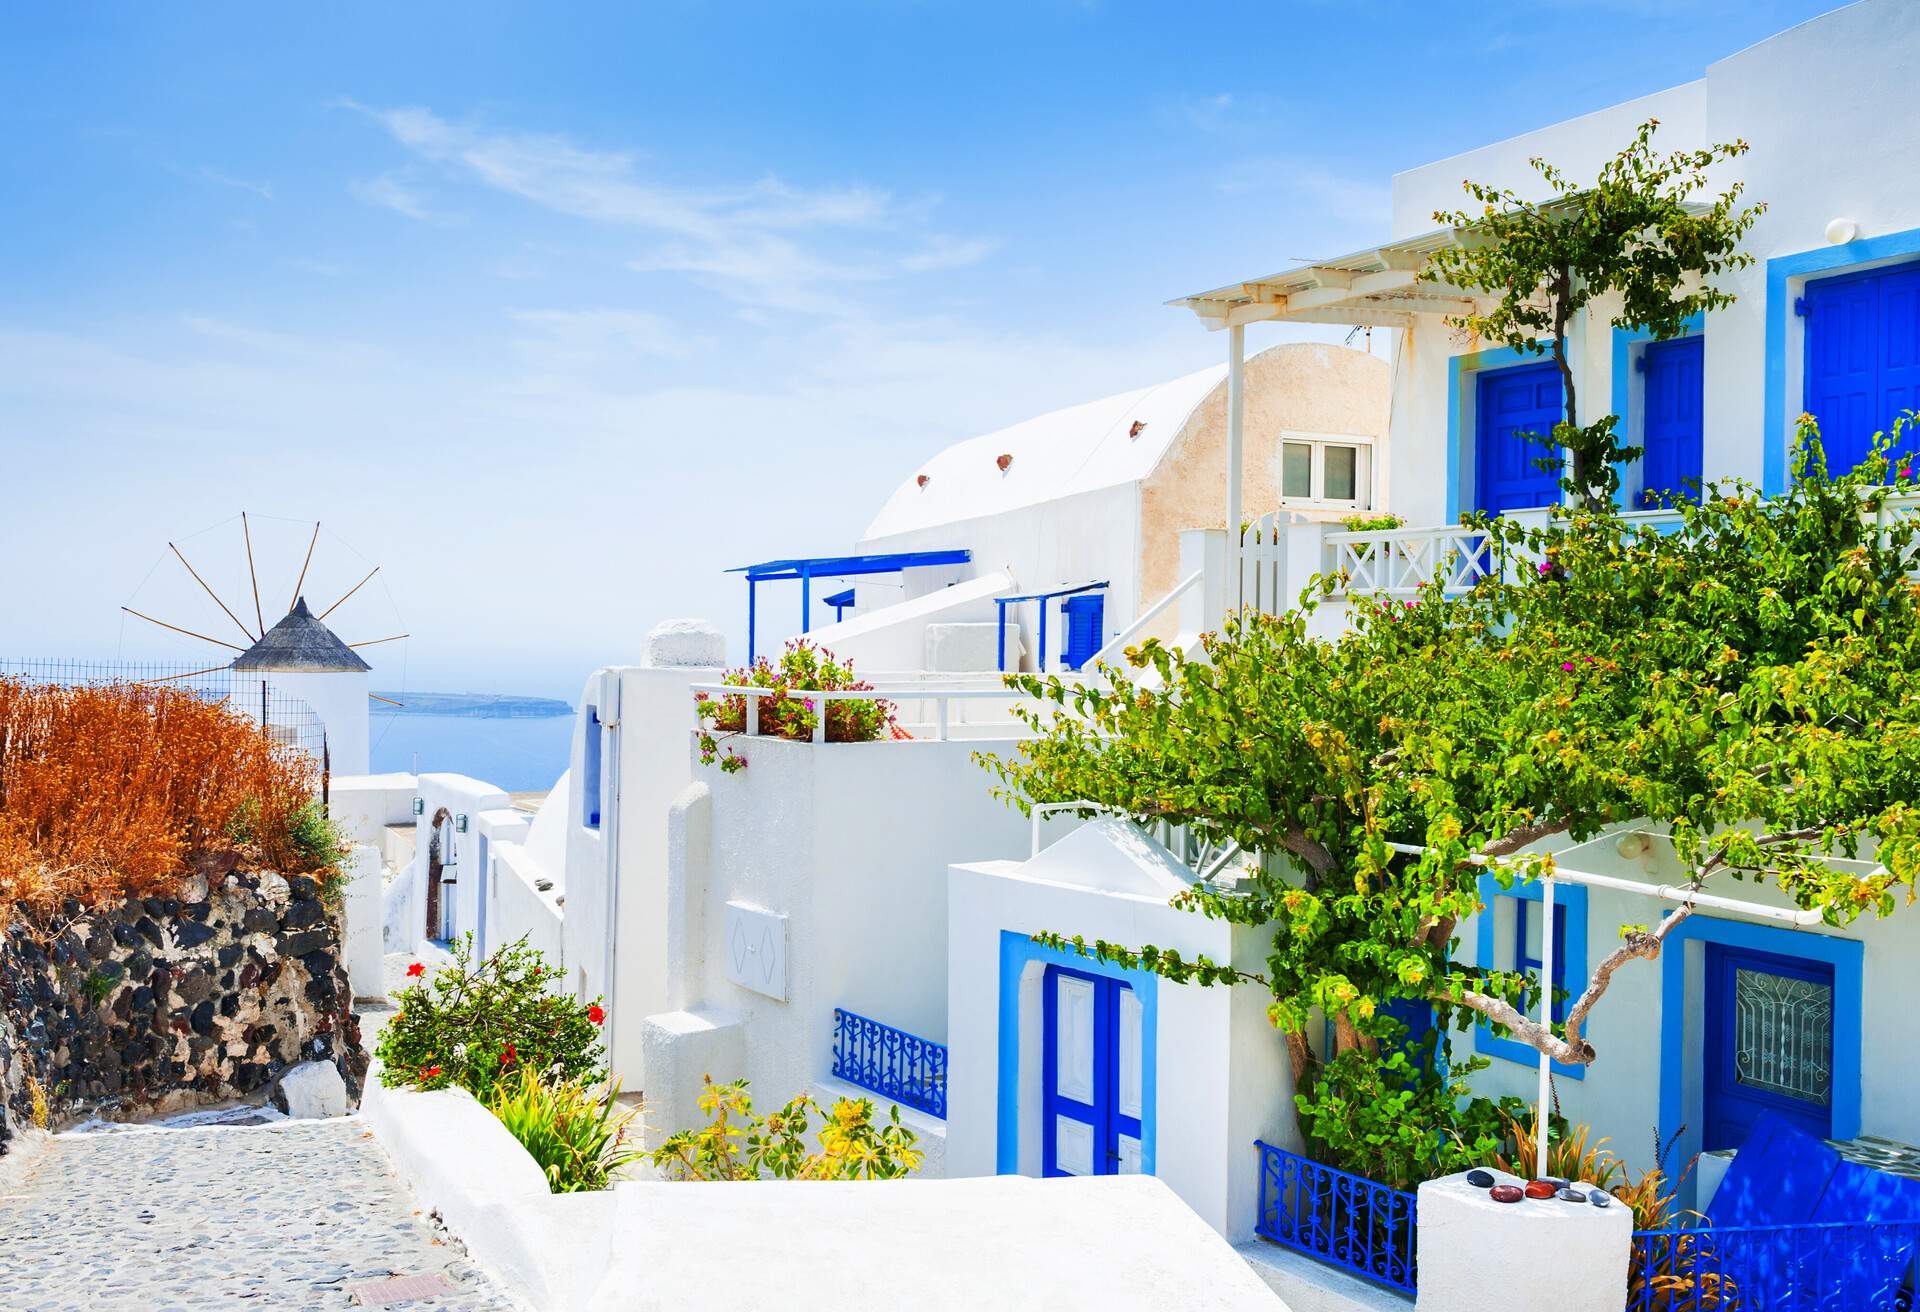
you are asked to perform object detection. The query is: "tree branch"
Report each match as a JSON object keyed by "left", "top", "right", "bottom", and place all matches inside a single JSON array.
[{"left": 1483, "top": 816, "right": 1571, "bottom": 858}]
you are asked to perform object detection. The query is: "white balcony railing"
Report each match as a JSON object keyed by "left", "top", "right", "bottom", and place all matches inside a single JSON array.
[{"left": 1238, "top": 491, "right": 1920, "bottom": 623}]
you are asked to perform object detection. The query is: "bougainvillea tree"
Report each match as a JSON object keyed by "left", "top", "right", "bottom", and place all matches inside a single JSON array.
[
  {"left": 1423, "top": 119, "right": 1764, "bottom": 509},
  {"left": 980, "top": 424, "right": 1920, "bottom": 1170}
]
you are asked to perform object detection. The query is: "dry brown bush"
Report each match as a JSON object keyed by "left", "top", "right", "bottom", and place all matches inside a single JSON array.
[{"left": 0, "top": 677, "right": 324, "bottom": 918}]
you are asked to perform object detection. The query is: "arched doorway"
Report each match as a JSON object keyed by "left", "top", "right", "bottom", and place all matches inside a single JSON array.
[{"left": 425, "top": 807, "right": 456, "bottom": 943}]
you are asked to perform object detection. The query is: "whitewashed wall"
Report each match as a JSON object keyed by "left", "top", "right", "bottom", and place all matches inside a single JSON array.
[
  {"left": 328, "top": 772, "right": 416, "bottom": 850},
  {"left": 945, "top": 822, "right": 1289, "bottom": 1243},
  {"left": 643, "top": 734, "right": 1037, "bottom": 1144},
  {"left": 1380, "top": 0, "right": 1920, "bottom": 525},
  {"left": 1454, "top": 827, "right": 1920, "bottom": 1198}
]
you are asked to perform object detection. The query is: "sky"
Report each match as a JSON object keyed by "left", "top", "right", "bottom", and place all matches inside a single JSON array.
[{"left": 0, "top": 0, "right": 1841, "bottom": 701}]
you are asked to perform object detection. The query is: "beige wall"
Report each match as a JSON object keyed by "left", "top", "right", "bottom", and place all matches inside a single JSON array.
[{"left": 1135, "top": 342, "right": 1390, "bottom": 607}]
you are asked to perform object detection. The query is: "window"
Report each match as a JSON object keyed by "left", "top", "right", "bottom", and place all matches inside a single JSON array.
[
  {"left": 1514, "top": 897, "right": 1568, "bottom": 1024},
  {"left": 581, "top": 706, "right": 602, "bottom": 830},
  {"left": 1277, "top": 431, "right": 1373, "bottom": 509},
  {"left": 1474, "top": 875, "right": 1588, "bottom": 1078}
]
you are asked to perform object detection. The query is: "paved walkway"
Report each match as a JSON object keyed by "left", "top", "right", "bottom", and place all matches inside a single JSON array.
[{"left": 0, "top": 1115, "right": 523, "bottom": 1311}]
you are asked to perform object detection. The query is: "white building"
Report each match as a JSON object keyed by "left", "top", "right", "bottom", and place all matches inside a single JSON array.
[
  {"left": 761, "top": 343, "right": 1386, "bottom": 675},
  {"left": 1172, "top": 0, "right": 1920, "bottom": 1217}
]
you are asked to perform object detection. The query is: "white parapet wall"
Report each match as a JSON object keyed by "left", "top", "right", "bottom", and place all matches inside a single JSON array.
[
  {"left": 1416, "top": 1171, "right": 1630, "bottom": 1312},
  {"left": 328, "top": 772, "right": 418, "bottom": 849},
  {"left": 367, "top": 1072, "right": 1282, "bottom": 1311}
]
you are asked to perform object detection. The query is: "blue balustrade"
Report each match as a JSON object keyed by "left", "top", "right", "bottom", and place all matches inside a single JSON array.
[
  {"left": 1629, "top": 1221, "right": 1920, "bottom": 1312},
  {"left": 1254, "top": 1140, "right": 1417, "bottom": 1296},
  {"left": 830, "top": 1008, "right": 948, "bottom": 1120}
]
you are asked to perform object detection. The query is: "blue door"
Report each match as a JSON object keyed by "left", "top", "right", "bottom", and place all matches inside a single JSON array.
[
  {"left": 1061, "top": 594, "right": 1105, "bottom": 672},
  {"left": 1640, "top": 336, "right": 1704, "bottom": 503},
  {"left": 1803, "top": 260, "right": 1920, "bottom": 475},
  {"left": 1703, "top": 944, "right": 1836, "bottom": 1152},
  {"left": 1475, "top": 362, "right": 1564, "bottom": 514},
  {"left": 1042, "top": 965, "right": 1143, "bottom": 1176}
]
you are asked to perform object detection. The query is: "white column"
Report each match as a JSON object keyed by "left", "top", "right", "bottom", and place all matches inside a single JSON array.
[
  {"left": 1538, "top": 873, "right": 1555, "bottom": 1171},
  {"left": 1224, "top": 323, "right": 1246, "bottom": 619}
]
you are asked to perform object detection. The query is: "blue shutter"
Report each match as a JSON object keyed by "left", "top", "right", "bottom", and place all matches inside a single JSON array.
[
  {"left": 1804, "top": 260, "right": 1920, "bottom": 474},
  {"left": 1640, "top": 336, "right": 1704, "bottom": 503},
  {"left": 1061, "top": 594, "right": 1105, "bottom": 671},
  {"left": 1474, "top": 362, "right": 1564, "bottom": 514}
]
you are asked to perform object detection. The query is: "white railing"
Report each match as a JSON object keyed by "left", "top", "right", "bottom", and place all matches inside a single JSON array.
[
  {"left": 1323, "top": 524, "right": 1497, "bottom": 598},
  {"left": 690, "top": 680, "right": 1033, "bottom": 744},
  {"left": 1089, "top": 570, "right": 1202, "bottom": 668},
  {"left": 1240, "top": 511, "right": 1291, "bottom": 614}
]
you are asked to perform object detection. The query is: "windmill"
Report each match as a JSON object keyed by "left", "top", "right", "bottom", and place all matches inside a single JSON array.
[{"left": 120, "top": 512, "right": 406, "bottom": 775}]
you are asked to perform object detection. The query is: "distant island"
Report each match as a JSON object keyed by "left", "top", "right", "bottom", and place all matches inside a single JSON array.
[{"left": 372, "top": 691, "right": 574, "bottom": 719}]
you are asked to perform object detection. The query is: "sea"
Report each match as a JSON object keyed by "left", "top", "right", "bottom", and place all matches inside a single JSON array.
[{"left": 369, "top": 710, "right": 574, "bottom": 793}]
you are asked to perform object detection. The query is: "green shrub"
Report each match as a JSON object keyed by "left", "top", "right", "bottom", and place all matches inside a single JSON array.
[
  {"left": 488, "top": 1065, "right": 644, "bottom": 1193},
  {"left": 649, "top": 1075, "right": 922, "bottom": 1181},
  {"left": 375, "top": 934, "right": 606, "bottom": 1099}
]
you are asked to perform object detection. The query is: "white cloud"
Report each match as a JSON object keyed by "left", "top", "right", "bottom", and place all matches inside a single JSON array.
[
  {"left": 349, "top": 172, "right": 439, "bottom": 222},
  {"left": 342, "top": 102, "right": 988, "bottom": 311}
]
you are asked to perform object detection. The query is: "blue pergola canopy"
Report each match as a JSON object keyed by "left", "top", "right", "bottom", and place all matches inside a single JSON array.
[{"left": 729, "top": 549, "right": 972, "bottom": 660}]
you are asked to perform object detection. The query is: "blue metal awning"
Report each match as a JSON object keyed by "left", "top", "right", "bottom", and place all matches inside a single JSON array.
[
  {"left": 994, "top": 580, "right": 1108, "bottom": 672},
  {"left": 728, "top": 549, "right": 972, "bottom": 660}
]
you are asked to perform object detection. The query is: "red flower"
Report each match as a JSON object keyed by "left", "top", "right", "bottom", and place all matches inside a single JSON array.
[
  {"left": 406, "top": 962, "right": 425, "bottom": 977},
  {"left": 587, "top": 1005, "right": 606, "bottom": 1026},
  {"left": 500, "top": 1043, "right": 517, "bottom": 1065},
  {"left": 422, "top": 1065, "right": 442, "bottom": 1078}
]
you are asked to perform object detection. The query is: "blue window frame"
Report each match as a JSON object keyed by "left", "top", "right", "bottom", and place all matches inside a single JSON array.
[
  {"left": 581, "top": 706, "right": 602, "bottom": 830},
  {"left": 1474, "top": 875, "right": 1588, "bottom": 1079},
  {"left": 1802, "top": 258, "right": 1920, "bottom": 477},
  {"left": 1640, "top": 335, "right": 1705, "bottom": 503},
  {"left": 1475, "top": 361, "right": 1564, "bottom": 514}
]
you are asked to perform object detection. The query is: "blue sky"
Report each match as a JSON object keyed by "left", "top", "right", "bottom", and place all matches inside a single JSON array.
[{"left": 1, "top": 0, "right": 1838, "bottom": 699}]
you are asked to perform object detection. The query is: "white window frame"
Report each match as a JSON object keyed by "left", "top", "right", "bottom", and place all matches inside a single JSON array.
[{"left": 1276, "top": 430, "right": 1375, "bottom": 511}]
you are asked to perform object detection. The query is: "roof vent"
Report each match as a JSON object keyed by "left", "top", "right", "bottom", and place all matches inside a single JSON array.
[
  {"left": 916, "top": 473, "right": 930, "bottom": 488},
  {"left": 1129, "top": 421, "right": 1147, "bottom": 439},
  {"left": 996, "top": 453, "right": 1013, "bottom": 473}
]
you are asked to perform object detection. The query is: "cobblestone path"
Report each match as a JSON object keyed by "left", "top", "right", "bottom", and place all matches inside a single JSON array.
[{"left": 0, "top": 1116, "right": 523, "bottom": 1311}]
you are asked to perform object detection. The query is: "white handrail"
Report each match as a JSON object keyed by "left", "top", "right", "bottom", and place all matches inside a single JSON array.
[
  {"left": 1029, "top": 799, "right": 1111, "bottom": 856},
  {"left": 1089, "top": 570, "right": 1202, "bottom": 668}
]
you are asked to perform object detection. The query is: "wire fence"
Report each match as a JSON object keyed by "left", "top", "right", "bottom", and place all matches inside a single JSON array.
[{"left": 1, "top": 658, "right": 328, "bottom": 764}]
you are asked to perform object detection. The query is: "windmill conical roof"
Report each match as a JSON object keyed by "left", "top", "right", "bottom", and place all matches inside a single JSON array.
[{"left": 230, "top": 597, "right": 371, "bottom": 673}]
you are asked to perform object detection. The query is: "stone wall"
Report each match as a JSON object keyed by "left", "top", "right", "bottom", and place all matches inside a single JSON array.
[{"left": 0, "top": 862, "right": 368, "bottom": 1150}]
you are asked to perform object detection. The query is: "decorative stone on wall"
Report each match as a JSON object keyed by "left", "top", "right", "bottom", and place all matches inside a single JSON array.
[{"left": 0, "top": 863, "right": 368, "bottom": 1151}]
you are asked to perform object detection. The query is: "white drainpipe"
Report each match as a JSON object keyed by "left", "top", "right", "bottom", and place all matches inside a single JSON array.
[{"left": 598, "top": 675, "right": 623, "bottom": 1074}]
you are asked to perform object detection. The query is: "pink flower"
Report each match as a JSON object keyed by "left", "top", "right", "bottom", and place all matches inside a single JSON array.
[
  {"left": 1537, "top": 561, "right": 1553, "bottom": 576},
  {"left": 1561, "top": 662, "right": 1576, "bottom": 672}
]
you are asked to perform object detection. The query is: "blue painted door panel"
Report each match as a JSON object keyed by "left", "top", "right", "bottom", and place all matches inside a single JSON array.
[
  {"left": 1042, "top": 965, "right": 1142, "bottom": 1177},
  {"left": 1804, "top": 260, "right": 1920, "bottom": 475},
  {"left": 1475, "top": 362, "right": 1563, "bottom": 514},
  {"left": 1061, "top": 594, "right": 1105, "bottom": 672},
  {"left": 1703, "top": 944, "right": 1835, "bottom": 1153},
  {"left": 1640, "top": 336, "right": 1704, "bottom": 502}
]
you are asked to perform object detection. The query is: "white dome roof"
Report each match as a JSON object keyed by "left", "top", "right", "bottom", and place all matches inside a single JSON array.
[{"left": 863, "top": 358, "right": 1236, "bottom": 541}]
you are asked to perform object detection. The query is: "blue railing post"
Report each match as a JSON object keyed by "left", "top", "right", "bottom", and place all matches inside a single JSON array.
[
  {"left": 1628, "top": 1219, "right": 1920, "bottom": 1311},
  {"left": 831, "top": 1007, "right": 949, "bottom": 1120}
]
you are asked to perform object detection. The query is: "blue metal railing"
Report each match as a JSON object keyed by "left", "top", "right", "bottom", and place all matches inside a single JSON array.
[
  {"left": 1254, "top": 1140, "right": 1417, "bottom": 1297},
  {"left": 830, "top": 1008, "right": 948, "bottom": 1120},
  {"left": 1629, "top": 1221, "right": 1919, "bottom": 1312}
]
